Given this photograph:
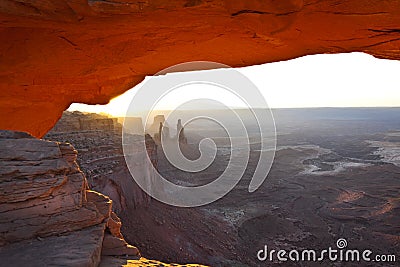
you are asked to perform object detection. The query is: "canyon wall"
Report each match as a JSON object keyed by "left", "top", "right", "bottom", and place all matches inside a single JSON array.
[
  {"left": 45, "top": 111, "right": 157, "bottom": 212},
  {"left": 1, "top": 0, "right": 399, "bottom": 137}
]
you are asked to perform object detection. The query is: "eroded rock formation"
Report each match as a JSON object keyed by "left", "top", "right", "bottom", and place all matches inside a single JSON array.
[
  {"left": 1, "top": 0, "right": 399, "bottom": 137},
  {"left": 0, "top": 130, "right": 140, "bottom": 265}
]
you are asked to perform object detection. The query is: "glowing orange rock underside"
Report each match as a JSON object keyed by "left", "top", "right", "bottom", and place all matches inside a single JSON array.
[{"left": 0, "top": 0, "right": 399, "bottom": 137}]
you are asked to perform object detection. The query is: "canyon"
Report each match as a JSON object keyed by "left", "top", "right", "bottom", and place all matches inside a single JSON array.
[
  {"left": 43, "top": 112, "right": 236, "bottom": 265},
  {"left": 0, "top": 113, "right": 208, "bottom": 266},
  {"left": 3, "top": 109, "right": 396, "bottom": 266}
]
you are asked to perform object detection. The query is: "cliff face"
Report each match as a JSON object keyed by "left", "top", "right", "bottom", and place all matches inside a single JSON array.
[
  {"left": 45, "top": 111, "right": 157, "bottom": 212},
  {"left": 50, "top": 111, "right": 121, "bottom": 133},
  {"left": 1, "top": 0, "right": 399, "bottom": 137},
  {"left": 0, "top": 130, "right": 140, "bottom": 266}
]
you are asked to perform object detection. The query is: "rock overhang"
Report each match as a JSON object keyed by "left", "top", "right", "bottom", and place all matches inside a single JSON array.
[{"left": 0, "top": 0, "right": 399, "bottom": 137}]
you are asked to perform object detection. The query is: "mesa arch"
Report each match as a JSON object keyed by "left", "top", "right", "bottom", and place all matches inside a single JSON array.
[{"left": 0, "top": 0, "right": 399, "bottom": 137}]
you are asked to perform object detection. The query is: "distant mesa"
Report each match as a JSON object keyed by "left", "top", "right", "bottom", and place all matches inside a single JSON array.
[
  {"left": 50, "top": 111, "right": 121, "bottom": 133},
  {"left": 148, "top": 115, "right": 167, "bottom": 136},
  {"left": 124, "top": 117, "right": 144, "bottom": 135}
]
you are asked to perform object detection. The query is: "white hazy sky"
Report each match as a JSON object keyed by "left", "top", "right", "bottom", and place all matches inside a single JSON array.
[{"left": 69, "top": 52, "right": 400, "bottom": 117}]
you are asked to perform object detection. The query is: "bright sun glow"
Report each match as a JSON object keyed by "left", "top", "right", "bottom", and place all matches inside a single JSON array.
[{"left": 68, "top": 52, "right": 400, "bottom": 117}]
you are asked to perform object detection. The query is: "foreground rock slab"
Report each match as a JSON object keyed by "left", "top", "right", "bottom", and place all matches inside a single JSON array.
[
  {"left": 0, "top": 130, "right": 140, "bottom": 266},
  {"left": 0, "top": 224, "right": 105, "bottom": 267},
  {"left": 0, "top": 131, "right": 108, "bottom": 244}
]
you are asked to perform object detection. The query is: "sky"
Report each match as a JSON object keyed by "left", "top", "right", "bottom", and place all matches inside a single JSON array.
[{"left": 68, "top": 52, "right": 400, "bottom": 117}]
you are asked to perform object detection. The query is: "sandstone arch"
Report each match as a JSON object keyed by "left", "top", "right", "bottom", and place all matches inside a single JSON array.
[{"left": 0, "top": 0, "right": 399, "bottom": 137}]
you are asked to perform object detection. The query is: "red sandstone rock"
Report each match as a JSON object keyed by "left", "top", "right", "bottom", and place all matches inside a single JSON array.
[
  {"left": 0, "top": 133, "right": 108, "bottom": 244},
  {"left": 106, "top": 211, "right": 124, "bottom": 239},
  {"left": 101, "top": 232, "right": 140, "bottom": 257},
  {"left": 0, "top": 130, "right": 140, "bottom": 265},
  {"left": 0, "top": 0, "right": 399, "bottom": 137}
]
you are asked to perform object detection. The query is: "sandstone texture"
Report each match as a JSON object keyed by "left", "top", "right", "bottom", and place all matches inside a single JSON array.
[
  {"left": 0, "top": 130, "right": 140, "bottom": 266},
  {"left": 1, "top": 0, "right": 400, "bottom": 137}
]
